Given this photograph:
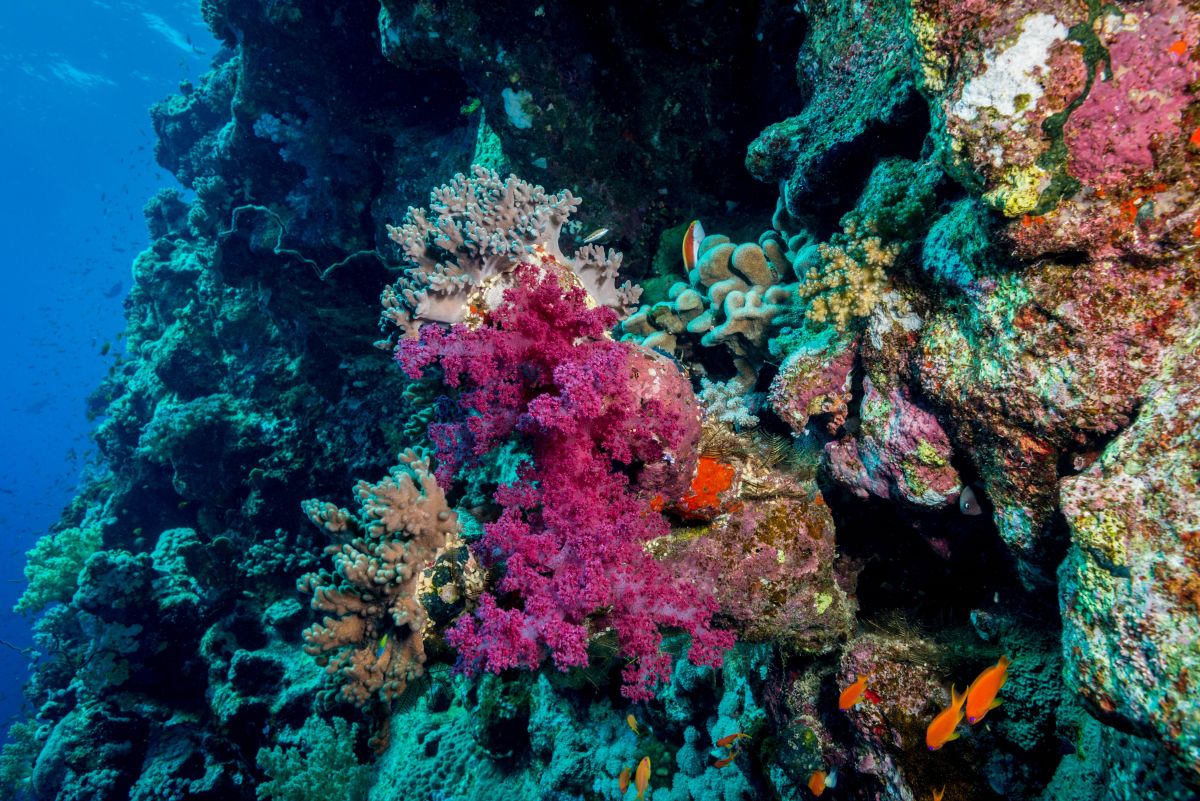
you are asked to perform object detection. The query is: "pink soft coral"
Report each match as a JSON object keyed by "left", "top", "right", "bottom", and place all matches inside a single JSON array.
[{"left": 397, "top": 263, "right": 733, "bottom": 699}]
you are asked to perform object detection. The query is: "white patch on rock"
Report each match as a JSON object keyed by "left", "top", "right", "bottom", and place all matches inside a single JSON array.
[
  {"left": 949, "top": 13, "right": 1068, "bottom": 122},
  {"left": 501, "top": 87, "right": 534, "bottom": 129}
]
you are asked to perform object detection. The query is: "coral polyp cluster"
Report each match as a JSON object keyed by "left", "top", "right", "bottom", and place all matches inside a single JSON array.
[
  {"left": 394, "top": 249, "right": 733, "bottom": 700},
  {"left": 297, "top": 451, "right": 465, "bottom": 707}
]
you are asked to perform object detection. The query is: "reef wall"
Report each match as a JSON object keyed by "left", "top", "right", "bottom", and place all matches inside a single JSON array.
[{"left": 3, "top": 1, "right": 1198, "bottom": 800}]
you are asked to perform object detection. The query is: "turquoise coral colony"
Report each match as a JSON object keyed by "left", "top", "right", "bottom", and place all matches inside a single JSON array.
[{"left": 4, "top": 1, "right": 1200, "bottom": 800}]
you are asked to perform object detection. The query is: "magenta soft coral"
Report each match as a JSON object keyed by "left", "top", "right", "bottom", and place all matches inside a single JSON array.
[{"left": 397, "top": 263, "right": 733, "bottom": 700}]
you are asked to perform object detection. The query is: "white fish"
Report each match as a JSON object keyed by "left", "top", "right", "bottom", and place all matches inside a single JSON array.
[{"left": 581, "top": 227, "right": 610, "bottom": 244}]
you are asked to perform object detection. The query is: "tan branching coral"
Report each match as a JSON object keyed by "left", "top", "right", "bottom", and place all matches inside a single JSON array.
[
  {"left": 380, "top": 165, "right": 639, "bottom": 339},
  {"left": 297, "top": 451, "right": 466, "bottom": 706},
  {"left": 800, "top": 222, "right": 899, "bottom": 332}
]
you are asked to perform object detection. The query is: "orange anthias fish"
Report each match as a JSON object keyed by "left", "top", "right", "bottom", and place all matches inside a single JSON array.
[
  {"left": 714, "top": 751, "right": 738, "bottom": 769},
  {"left": 682, "top": 219, "right": 706, "bottom": 272},
  {"left": 618, "top": 766, "right": 632, "bottom": 794},
  {"left": 807, "top": 769, "right": 837, "bottom": 797},
  {"left": 839, "top": 674, "right": 870, "bottom": 710},
  {"left": 635, "top": 756, "right": 651, "bottom": 800},
  {"left": 926, "top": 684, "right": 967, "bottom": 750},
  {"left": 966, "top": 655, "right": 1011, "bottom": 724},
  {"left": 627, "top": 714, "right": 640, "bottom": 735},
  {"left": 715, "top": 732, "right": 750, "bottom": 748},
  {"left": 933, "top": 786, "right": 946, "bottom": 801}
]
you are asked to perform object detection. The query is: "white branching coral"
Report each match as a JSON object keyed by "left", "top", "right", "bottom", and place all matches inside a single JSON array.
[
  {"left": 297, "top": 451, "right": 467, "bottom": 707},
  {"left": 381, "top": 165, "right": 639, "bottom": 338}
]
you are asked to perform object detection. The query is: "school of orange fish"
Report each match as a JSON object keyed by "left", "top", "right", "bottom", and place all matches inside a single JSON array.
[{"left": 616, "top": 655, "right": 1011, "bottom": 799}]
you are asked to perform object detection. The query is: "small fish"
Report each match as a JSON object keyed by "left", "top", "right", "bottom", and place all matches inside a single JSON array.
[
  {"left": 582, "top": 227, "right": 610, "bottom": 244},
  {"left": 375, "top": 633, "right": 389, "bottom": 659},
  {"left": 635, "top": 756, "right": 651, "bottom": 801},
  {"left": 1189, "top": 126, "right": 1200, "bottom": 147},
  {"left": 933, "top": 787, "right": 946, "bottom": 801},
  {"left": 959, "top": 485, "right": 983, "bottom": 516},
  {"left": 714, "top": 751, "right": 738, "bottom": 768},
  {"left": 839, "top": 674, "right": 870, "bottom": 710},
  {"left": 627, "top": 713, "right": 639, "bottom": 735},
  {"left": 966, "top": 655, "right": 1011, "bottom": 724},
  {"left": 618, "top": 766, "right": 632, "bottom": 794},
  {"left": 1168, "top": 39, "right": 1188, "bottom": 56},
  {"left": 715, "top": 732, "right": 750, "bottom": 748},
  {"left": 682, "top": 219, "right": 705, "bottom": 272},
  {"left": 807, "top": 769, "right": 837, "bottom": 797},
  {"left": 926, "top": 684, "right": 967, "bottom": 750}
]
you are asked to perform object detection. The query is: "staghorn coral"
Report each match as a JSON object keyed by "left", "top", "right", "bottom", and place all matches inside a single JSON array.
[
  {"left": 297, "top": 451, "right": 464, "bottom": 706},
  {"left": 381, "top": 165, "right": 638, "bottom": 339},
  {"left": 396, "top": 258, "right": 733, "bottom": 701}
]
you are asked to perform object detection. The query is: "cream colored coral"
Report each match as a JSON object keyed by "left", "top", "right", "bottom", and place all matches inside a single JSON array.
[
  {"left": 297, "top": 451, "right": 463, "bottom": 707},
  {"left": 381, "top": 166, "right": 638, "bottom": 338},
  {"left": 800, "top": 230, "right": 899, "bottom": 332}
]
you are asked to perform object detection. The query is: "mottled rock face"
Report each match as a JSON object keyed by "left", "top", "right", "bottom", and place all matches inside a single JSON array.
[
  {"left": 825, "top": 375, "right": 960, "bottom": 509},
  {"left": 916, "top": 0, "right": 1200, "bottom": 260},
  {"left": 746, "top": 0, "right": 922, "bottom": 212},
  {"left": 659, "top": 473, "right": 856, "bottom": 653},
  {"left": 1059, "top": 324, "right": 1200, "bottom": 784},
  {"left": 916, "top": 257, "right": 1193, "bottom": 581}
]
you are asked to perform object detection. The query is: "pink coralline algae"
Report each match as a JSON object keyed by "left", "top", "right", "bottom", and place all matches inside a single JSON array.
[
  {"left": 659, "top": 478, "right": 857, "bottom": 654},
  {"left": 824, "top": 376, "right": 960, "bottom": 509},
  {"left": 768, "top": 329, "right": 859, "bottom": 436},
  {"left": 1064, "top": 0, "right": 1200, "bottom": 188},
  {"left": 398, "top": 263, "right": 733, "bottom": 700}
]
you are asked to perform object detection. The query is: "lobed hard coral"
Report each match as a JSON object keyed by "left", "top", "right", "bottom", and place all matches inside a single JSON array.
[
  {"left": 297, "top": 451, "right": 466, "bottom": 707},
  {"left": 380, "top": 165, "right": 639, "bottom": 339},
  {"left": 619, "top": 231, "right": 797, "bottom": 394},
  {"left": 395, "top": 252, "right": 734, "bottom": 700}
]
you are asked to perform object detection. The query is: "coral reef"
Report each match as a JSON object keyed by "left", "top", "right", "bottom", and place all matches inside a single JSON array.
[
  {"left": 14, "top": 0, "right": 1200, "bottom": 799},
  {"left": 297, "top": 451, "right": 463, "bottom": 707},
  {"left": 395, "top": 253, "right": 733, "bottom": 700}
]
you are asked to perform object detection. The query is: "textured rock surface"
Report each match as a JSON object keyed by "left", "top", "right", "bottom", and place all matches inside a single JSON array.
[{"left": 1059, "top": 323, "right": 1200, "bottom": 783}]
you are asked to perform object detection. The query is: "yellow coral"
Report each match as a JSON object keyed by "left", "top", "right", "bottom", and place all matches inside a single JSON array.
[
  {"left": 800, "top": 230, "right": 899, "bottom": 332},
  {"left": 983, "top": 163, "right": 1049, "bottom": 216}
]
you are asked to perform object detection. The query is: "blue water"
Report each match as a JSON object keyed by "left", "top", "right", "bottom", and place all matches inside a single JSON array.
[{"left": 0, "top": 1, "right": 218, "bottom": 741}]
